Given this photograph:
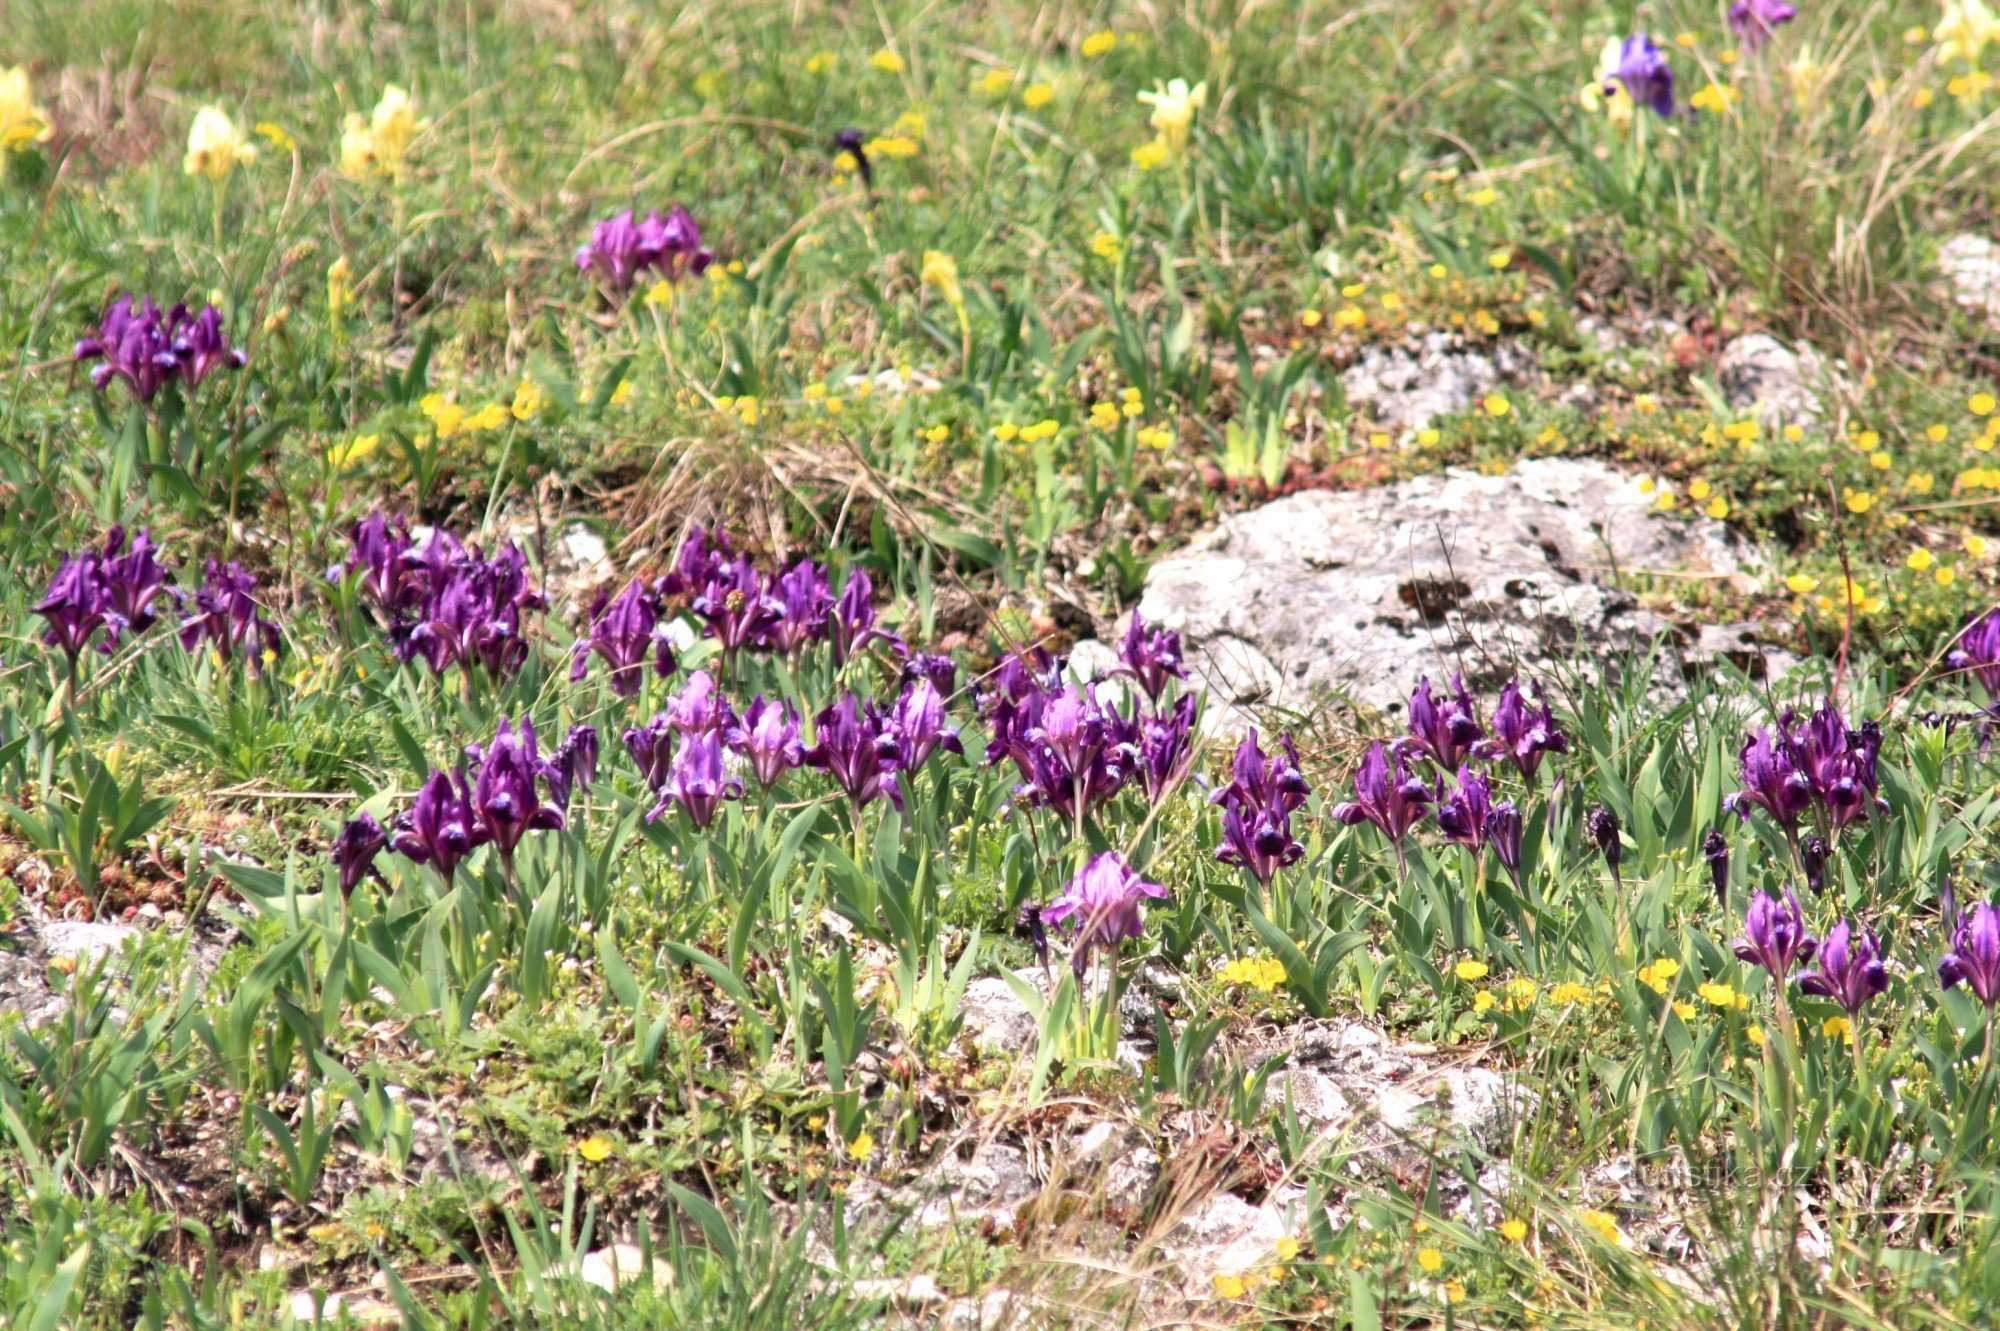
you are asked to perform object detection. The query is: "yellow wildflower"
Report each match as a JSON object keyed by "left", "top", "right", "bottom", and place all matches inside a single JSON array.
[
  {"left": 1636, "top": 958, "right": 1680, "bottom": 994},
  {"left": 1582, "top": 1210, "right": 1623, "bottom": 1245},
  {"left": 1454, "top": 959, "right": 1490, "bottom": 982},
  {"left": 576, "top": 1136, "right": 614, "bottom": 1162},
  {"left": 1936, "top": 0, "right": 2000, "bottom": 65},
  {"left": 184, "top": 106, "right": 257, "bottom": 179},
  {"left": 1690, "top": 83, "right": 1741, "bottom": 115},
  {"left": 510, "top": 379, "right": 546, "bottom": 421},
  {"left": 1083, "top": 31, "right": 1118, "bottom": 58},
  {"left": 1416, "top": 1247, "right": 1444, "bottom": 1272},
  {"left": 326, "top": 434, "right": 381, "bottom": 469},
  {"left": 1909, "top": 548, "right": 1936, "bottom": 571},
  {"left": 0, "top": 67, "right": 52, "bottom": 163},
  {"left": 1023, "top": 83, "right": 1054, "bottom": 109},
  {"left": 1483, "top": 394, "right": 1511, "bottom": 417},
  {"left": 1785, "top": 573, "right": 1818, "bottom": 594},
  {"left": 327, "top": 257, "right": 355, "bottom": 316},
  {"left": 847, "top": 1131, "right": 875, "bottom": 1161},
  {"left": 1500, "top": 1218, "right": 1528, "bottom": 1242},
  {"left": 610, "top": 379, "right": 634, "bottom": 406},
  {"left": 921, "top": 251, "right": 965, "bottom": 312},
  {"left": 1136, "top": 78, "right": 1206, "bottom": 155},
  {"left": 1091, "top": 233, "right": 1122, "bottom": 260},
  {"left": 1823, "top": 1015, "right": 1854, "bottom": 1042},
  {"left": 340, "top": 86, "right": 424, "bottom": 181},
  {"left": 869, "top": 50, "right": 905, "bottom": 73}
]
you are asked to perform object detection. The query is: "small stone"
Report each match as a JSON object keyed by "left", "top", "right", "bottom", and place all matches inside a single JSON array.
[
  {"left": 1716, "top": 333, "right": 1825, "bottom": 424},
  {"left": 289, "top": 1290, "right": 400, "bottom": 1324},
  {"left": 959, "top": 977, "right": 1037, "bottom": 1056},
  {"left": 578, "top": 1243, "right": 671, "bottom": 1292},
  {"left": 40, "top": 920, "right": 143, "bottom": 962},
  {"left": 1940, "top": 234, "right": 2000, "bottom": 329}
]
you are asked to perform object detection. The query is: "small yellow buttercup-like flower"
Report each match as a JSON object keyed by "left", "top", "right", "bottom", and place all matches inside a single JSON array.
[
  {"left": 847, "top": 1130, "right": 876, "bottom": 1161},
  {"left": 1082, "top": 31, "right": 1118, "bottom": 58},
  {"left": 576, "top": 1136, "right": 614, "bottom": 1162},
  {"left": 1500, "top": 1217, "right": 1529, "bottom": 1243},
  {"left": 185, "top": 106, "right": 257, "bottom": 179},
  {"left": 1454, "top": 959, "right": 1490, "bottom": 982}
]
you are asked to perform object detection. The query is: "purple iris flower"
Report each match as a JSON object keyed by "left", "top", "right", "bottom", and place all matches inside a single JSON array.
[
  {"left": 178, "top": 560, "right": 281, "bottom": 664},
  {"left": 623, "top": 714, "right": 677, "bottom": 792},
  {"left": 691, "top": 558, "right": 779, "bottom": 656},
  {"left": 387, "top": 528, "right": 547, "bottom": 680},
  {"left": 576, "top": 206, "right": 715, "bottom": 291},
  {"left": 1489, "top": 681, "right": 1569, "bottom": 782},
  {"left": 1728, "top": 0, "right": 1796, "bottom": 49},
  {"left": 1434, "top": 766, "right": 1494, "bottom": 853},
  {"left": 658, "top": 524, "right": 733, "bottom": 600},
  {"left": 35, "top": 551, "right": 111, "bottom": 667},
  {"left": 74, "top": 297, "right": 181, "bottom": 402},
  {"left": 883, "top": 677, "right": 963, "bottom": 770},
  {"left": 1013, "top": 683, "right": 1139, "bottom": 822},
  {"left": 1732, "top": 888, "right": 1818, "bottom": 983},
  {"left": 903, "top": 652, "right": 959, "bottom": 695},
  {"left": 1607, "top": 33, "right": 1677, "bottom": 119},
  {"left": 390, "top": 769, "right": 487, "bottom": 883},
  {"left": 1704, "top": 828, "right": 1731, "bottom": 907},
  {"left": 1724, "top": 721, "right": 1814, "bottom": 828},
  {"left": 1587, "top": 806, "right": 1623, "bottom": 883},
  {"left": 571, "top": 579, "right": 675, "bottom": 696},
  {"left": 1485, "top": 801, "right": 1524, "bottom": 880},
  {"left": 338, "top": 513, "right": 418, "bottom": 618},
  {"left": 663, "top": 670, "right": 742, "bottom": 740},
  {"left": 1940, "top": 901, "right": 2000, "bottom": 1007},
  {"left": 1117, "top": 612, "right": 1185, "bottom": 701},
  {"left": 763, "top": 560, "right": 833, "bottom": 655},
  {"left": 1332, "top": 741, "right": 1434, "bottom": 846},
  {"left": 1041, "top": 851, "right": 1169, "bottom": 978},
  {"left": 981, "top": 648, "right": 1062, "bottom": 771},
  {"left": 468, "top": 717, "right": 568, "bottom": 859},
  {"left": 1216, "top": 802, "right": 1304, "bottom": 886},
  {"left": 1406, "top": 674, "right": 1482, "bottom": 771},
  {"left": 649, "top": 730, "right": 744, "bottom": 827},
  {"left": 544, "top": 725, "right": 600, "bottom": 811},
  {"left": 1137, "top": 693, "right": 1198, "bottom": 804},
  {"left": 332, "top": 813, "right": 388, "bottom": 896},
  {"left": 1797, "top": 921, "right": 1888, "bottom": 1016},
  {"left": 830, "top": 567, "right": 878, "bottom": 664},
  {"left": 806, "top": 693, "right": 904, "bottom": 810},
  {"left": 735, "top": 697, "right": 805, "bottom": 787},
  {"left": 1792, "top": 702, "right": 1886, "bottom": 830},
  {"left": 100, "top": 528, "right": 173, "bottom": 646},
  {"left": 1949, "top": 610, "right": 2000, "bottom": 709},
  {"left": 170, "top": 305, "right": 249, "bottom": 387},
  {"left": 1212, "top": 729, "right": 1310, "bottom": 815}
]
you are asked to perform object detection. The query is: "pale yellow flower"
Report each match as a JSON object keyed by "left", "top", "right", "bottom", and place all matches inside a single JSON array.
[
  {"left": 921, "top": 250, "right": 965, "bottom": 311},
  {"left": 0, "top": 67, "right": 53, "bottom": 162},
  {"left": 341, "top": 86, "right": 425, "bottom": 181},
  {"left": 185, "top": 106, "right": 257, "bottom": 180},
  {"left": 1936, "top": 0, "right": 2000, "bottom": 63},
  {"left": 1136, "top": 78, "right": 1206, "bottom": 156}
]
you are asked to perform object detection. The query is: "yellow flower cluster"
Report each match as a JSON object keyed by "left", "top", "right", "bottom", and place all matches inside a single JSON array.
[
  {"left": 992, "top": 418, "right": 1060, "bottom": 443},
  {"left": 1211, "top": 1236, "right": 1303, "bottom": 1299},
  {"left": 1221, "top": 954, "right": 1287, "bottom": 992},
  {"left": 340, "top": 86, "right": 424, "bottom": 182},
  {"left": 1698, "top": 980, "right": 1750, "bottom": 1010},
  {"left": 715, "top": 394, "right": 762, "bottom": 427},
  {"left": 422, "top": 391, "right": 516, "bottom": 439},
  {"left": 1636, "top": 957, "right": 1680, "bottom": 994}
]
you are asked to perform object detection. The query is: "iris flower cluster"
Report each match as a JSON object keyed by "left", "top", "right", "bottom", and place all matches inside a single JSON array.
[
  {"left": 575, "top": 206, "right": 714, "bottom": 293},
  {"left": 33, "top": 527, "right": 175, "bottom": 669},
  {"left": 1724, "top": 701, "right": 1886, "bottom": 840},
  {"left": 337, "top": 513, "right": 548, "bottom": 680},
  {"left": 74, "top": 296, "right": 246, "bottom": 402},
  {"left": 1335, "top": 673, "right": 1563, "bottom": 879}
]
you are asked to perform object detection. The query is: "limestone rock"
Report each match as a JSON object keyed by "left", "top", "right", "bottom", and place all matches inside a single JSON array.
[
  {"left": 1940, "top": 234, "right": 2000, "bottom": 329},
  {"left": 1135, "top": 458, "right": 1754, "bottom": 718},
  {"left": 1716, "top": 333, "right": 1825, "bottom": 424},
  {"left": 1340, "top": 333, "right": 1538, "bottom": 436}
]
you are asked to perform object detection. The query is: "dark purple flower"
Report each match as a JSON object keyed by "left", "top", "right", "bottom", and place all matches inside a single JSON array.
[
  {"left": 981, "top": 648, "right": 1062, "bottom": 770},
  {"left": 544, "top": 724, "right": 600, "bottom": 811},
  {"left": 1728, "top": 0, "right": 1796, "bottom": 49},
  {"left": 1435, "top": 766, "right": 1494, "bottom": 853},
  {"left": 806, "top": 693, "right": 903, "bottom": 810},
  {"left": 1798, "top": 921, "right": 1888, "bottom": 1016},
  {"left": 1489, "top": 681, "right": 1569, "bottom": 783},
  {"left": 1212, "top": 729, "right": 1310, "bottom": 815},
  {"left": 468, "top": 717, "right": 567, "bottom": 858},
  {"left": 1485, "top": 801, "right": 1524, "bottom": 879},
  {"left": 1017, "top": 901, "right": 1048, "bottom": 972},
  {"left": 1588, "top": 807, "right": 1623, "bottom": 881},
  {"left": 1723, "top": 723, "right": 1814, "bottom": 828},
  {"left": 663, "top": 670, "right": 742, "bottom": 740},
  {"left": 763, "top": 560, "right": 833, "bottom": 655},
  {"left": 1940, "top": 902, "right": 2000, "bottom": 1007},
  {"left": 178, "top": 560, "right": 281, "bottom": 664},
  {"left": 1949, "top": 609, "right": 2000, "bottom": 708},
  {"left": 883, "top": 677, "right": 963, "bottom": 771},
  {"left": 74, "top": 297, "right": 180, "bottom": 402},
  {"left": 903, "top": 652, "right": 958, "bottom": 695},
  {"left": 649, "top": 729, "right": 744, "bottom": 827},
  {"left": 1703, "top": 828, "right": 1730, "bottom": 907},
  {"left": 1117, "top": 612, "right": 1185, "bottom": 701},
  {"left": 1332, "top": 741, "right": 1433, "bottom": 846},
  {"left": 394, "top": 530, "right": 547, "bottom": 680},
  {"left": 1041, "top": 851, "right": 1168, "bottom": 978},
  {"left": 691, "top": 558, "right": 779, "bottom": 656},
  {"left": 623, "top": 713, "right": 676, "bottom": 791},
  {"left": 1793, "top": 702, "right": 1886, "bottom": 830},
  {"left": 1800, "top": 833, "right": 1829, "bottom": 895},
  {"left": 390, "top": 769, "right": 487, "bottom": 883},
  {"left": 1732, "top": 888, "right": 1818, "bottom": 983},
  {"left": 169, "top": 305, "right": 248, "bottom": 387},
  {"left": 1406, "top": 674, "right": 1482, "bottom": 771},
  {"left": 831, "top": 129, "right": 873, "bottom": 187},
  {"left": 576, "top": 206, "right": 714, "bottom": 292},
  {"left": 1215, "top": 802, "right": 1304, "bottom": 886},
  {"left": 735, "top": 697, "right": 805, "bottom": 787},
  {"left": 1013, "top": 683, "right": 1139, "bottom": 822},
  {"left": 1137, "top": 693, "right": 1198, "bottom": 804},
  {"left": 332, "top": 813, "right": 388, "bottom": 896},
  {"left": 35, "top": 553, "right": 111, "bottom": 666},
  {"left": 1606, "top": 33, "right": 1676, "bottom": 119},
  {"left": 100, "top": 528, "right": 173, "bottom": 645},
  {"left": 338, "top": 513, "right": 418, "bottom": 618},
  {"left": 571, "top": 579, "right": 675, "bottom": 696},
  {"left": 830, "top": 567, "right": 878, "bottom": 664}
]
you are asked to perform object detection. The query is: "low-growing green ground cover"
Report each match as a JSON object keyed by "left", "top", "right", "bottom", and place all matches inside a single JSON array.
[{"left": 6, "top": 0, "right": 2000, "bottom": 1326}]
